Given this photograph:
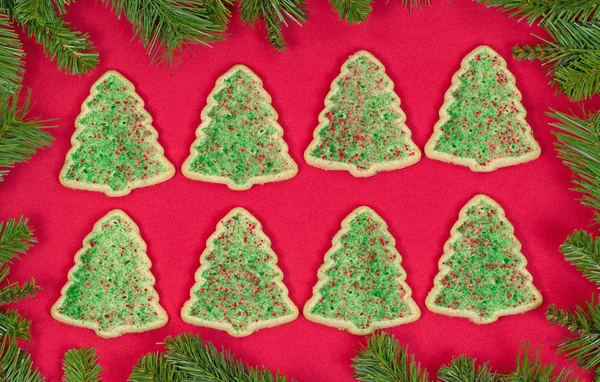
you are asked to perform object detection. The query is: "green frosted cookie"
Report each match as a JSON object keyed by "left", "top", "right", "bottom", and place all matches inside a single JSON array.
[
  {"left": 182, "top": 65, "right": 298, "bottom": 190},
  {"left": 51, "top": 210, "right": 168, "bottom": 338},
  {"left": 304, "top": 50, "right": 421, "bottom": 177},
  {"left": 60, "top": 70, "right": 175, "bottom": 196},
  {"left": 303, "top": 206, "right": 420, "bottom": 335},
  {"left": 181, "top": 208, "right": 298, "bottom": 336},
  {"left": 425, "top": 46, "right": 541, "bottom": 171},
  {"left": 426, "top": 195, "right": 542, "bottom": 324}
]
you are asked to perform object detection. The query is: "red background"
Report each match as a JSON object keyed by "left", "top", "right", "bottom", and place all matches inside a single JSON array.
[{"left": 3, "top": 0, "right": 600, "bottom": 380}]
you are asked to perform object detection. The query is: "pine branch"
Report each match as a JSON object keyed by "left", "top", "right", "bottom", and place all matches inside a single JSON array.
[
  {"left": 0, "top": 278, "right": 40, "bottom": 305},
  {"left": 129, "top": 353, "right": 182, "bottom": 382},
  {"left": 438, "top": 355, "right": 497, "bottom": 382},
  {"left": 0, "top": 337, "right": 44, "bottom": 382},
  {"left": 0, "top": 216, "right": 36, "bottom": 264},
  {"left": 329, "top": 0, "right": 429, "bottom": 24},
  {"left": 0, "top": 12, "right": 23, "bottom": 99},
  {"left": 105, "top": 0, "right": 224, "bottom": 67},
  {"left": 164, "top": 333, "right": 293, "bottom": 382},
  {"left": 547, "top": 300, "right": 600, "bottom": 373},
  {"left": 0, "top": 309, "right": 31, "bottom": 339},
  {"left": 352, "top": 332, "right": 429, "bottom": 382},
  {"left": 560, "top": 230, "right": 600, "bottom": 287},
  {"left": 501, "top": 343, "right": 577, "bottom": 382},
  {"left": 0, "top": 89, "right": 54, "bottom": 182},
  {"left": 239, "top": 0, "right": 308, "bottom": 51},
  {"left": 62, "top": 348, "right": 102, "bottom": 382},
  {"left": 204, "top": 0, "right": 233, "bottom": 29},
  {"left": 549, "top": 109, "right": 600, "bottom": 218},
  {"left": 476, "top": 0, "right": 600, "bottom": 25},
  {"left": 9, "top": 0, "right": 98, "bottom": 74}
]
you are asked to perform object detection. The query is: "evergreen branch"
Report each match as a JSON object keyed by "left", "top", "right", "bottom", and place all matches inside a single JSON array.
[
  {"left": 476, "top": 0, "right": 600, "bottom": 25},
  {"left": 164, "top": 333, "right": 293, "bottom": 382},
  {"left": 547, "top": 300, "right": 600, "bottom": 372},
  {"left": 0, "top": 89, "right": 54, "bottom": 182},
  {"left": 0, "top": 309, "right": 31, "bottom": 339},
  {"left": 501, "top": 343, "right": 577, "bottom": 381},
  {"left": 560, "top": 230, "right": 600, "bottom": 287},
  {"left": 11, "top": 0, "right": 98, "bottom": 74},
  {"left": 0, "top": 337, "right": 44, "bottom": 382},
  {"left": 0, "top": 12, "right": 23, "bottom": 99},
  {"left": 438, "top": 355, "right": 497, "bottom": 382},
  {"left": 204, "top": 0, "right": 233, "bottom": 29},
  {"left": 0, "top": 278, "right": 41, "bottom": 305},
  {"left": 129, "top": 352, "right": 182, "bottom": 382},
  {"left": 239, "top": 0, "right": 308, "bottom": 51},
  {"left": 0, "top": 216, "right": 36, "bottom": 264},
  {"left": 549, "top": 109, "right": 600, "bottom": 216},
  {"left": 62, "top": 348, "right": 102, "bottom": 382},
  {"left": 514, "top": 20, "right": 600, "bottom": 101},
  {"left": 329, "top": 0, "right": 429, "bottom": 24},
  {"left": 105, "top": 0, "right": 224, "bottom": 67},
  {"left": 352, "top": 332, "right": 429, "bottom": 382}
]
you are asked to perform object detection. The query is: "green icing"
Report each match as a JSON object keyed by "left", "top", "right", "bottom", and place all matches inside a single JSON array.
[
  {"left": 185, "top": 210, "right": 295, "bottom": 334},
  {"left": 186, "top": 68, "right": 295, "bottom": 187},
  {"left": 308, "top": 53, "right": 418, "bottom": 172},
  {"left": 62, "top": 72, "right": 172, "bottom": 193},
  {"left": 430, "top": 197, "right": 540, "bottom": 320},
  {"left": 433, "top": 48, "right": 538, "bottom": 167},
  {"left": 309, "top": 208, "right": 415, "bottom": 331},
  {"left": 56, "top": 212, "right": 164, "bottom": 334}
]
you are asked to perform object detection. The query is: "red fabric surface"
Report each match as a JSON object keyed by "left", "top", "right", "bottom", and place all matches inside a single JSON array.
[{"left": 4, "top": 0, "right": 600, "bottom": 380}]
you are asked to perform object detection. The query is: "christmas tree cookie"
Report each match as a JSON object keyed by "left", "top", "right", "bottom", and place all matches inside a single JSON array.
[
  {"left": 425, "top": 46, "right": 541, "bottom": 171},
  {"left": 60, "top": 70, "right": 175, "bottom": 197},
  {"left": 303, "top": 207, "right": 420, "bottom": 335},
  {"left": 182, "top": 65, "right": 298, "bottom": 190},
  {"left": 51, "top": 210, "right": 168, "bottom": 338},
  {"left": 426, "top": 195, "right": 542, "bottom": 324},
  {"left": 304, "top": 50, "right": 421, "bottom": 177},
  {"left": 181, "top": 208, "right": 298, "bottom": 336}
]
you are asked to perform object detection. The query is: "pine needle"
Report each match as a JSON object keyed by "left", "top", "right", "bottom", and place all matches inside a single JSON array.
[
  {"left": 0, "top": 12, "right": 23, "bottom": 99},
  {"left": 0, "top": 337, "right": 44, "bottom": 382},
  {"left": 0, "top": 309, "right": 31, "bottom": 340},
  {"left": 352, "top": 332, "right": 429, "bottom": 382},
  {"left": 105, "top": 0, "right": 225, "bottom": 67},
  {"left": 329, "top": 0, "right": 429, "bottom": 24},
  {"left": 0, "top": 89, "right": 54, "bottom": 182},
  {"left": 549, "top": 109, "right": 600, "bottom": 216},
  {"left": 438, "top": 355, "right": 497, "bottom": 382},
  {"left": 0, "top": 278, "right": 41, "bottom": 305},
  {"left": 164, "top": 333, "right": 293, "bottom": 381},
  {"left": 547, "top": 299, "right": 600, "bottom": 373},
  {"left": 560, "top": 230, "right": 600, "bottom": 287},
  {"left": 62, "top": 348, "right": 102, "bottom": 382},
  {"left": 129, "top": 353, "right": 182, "bottom": 382},
  {"left": 502, "top": 343, "right": 577, "bottom": 381},
  {"left": 476, "top": 0, "right": 600, "bottom": 25},
  {"left": 0, "top": 216, "right": 36, "bottom": 264},
  {"left": 10, "top": 0, "right": 98, "bottom": 75}
]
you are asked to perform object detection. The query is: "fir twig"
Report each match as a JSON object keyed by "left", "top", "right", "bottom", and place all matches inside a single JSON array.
[
  {"left": 0, "top": 337, "right": 44, "bottom": 382},
  {"left": 10, "top": 0, "right": 98, "bottom": 74},
  {"left": 329, "top": 0, "right": 429, "bottom": 24},
  {"left": 0, "top": 89, "right": 54, "bottom": 182},
  {"left": 476, "top": 0, "right": 600, "bottom": 25},
  {"left": 62, "top": 348, "right": 102, "bottom": 382},
  {"left": 549, "top": 109, "right": 600, "bottom": 217},
  {"left": 164, "top": 333, "right": 293, "bottom": 382},
  {"left": 547, "top": 299, "right": 600, "bottom": 373},
  {"left": 438, "top": 355, "right": 497, "bottom": 382},
  {"left": 239, "top": 0, "right": 308, "bottom": 51},
  {"left": 501, "top": 343, "right": 577, "bottom": 381},
  {"left": 0, "top": 309, "right": 31, "bottom": 339},
  {"left": 0, "top": 12, "right": 23, "bottom": 99},
  {"left": 105, "top": 0, "right": 224, "bottom": 67},
  {"left": 0, "top": 278, "right": 40, "bottom": 305},
  {"left": 560, "top": 230, "right": 600, "bottom": 287},
  {"left": 129, "top": 353, "right": 182, "bottom": 382},
  {"left": 352, "top": 332, "right": 429, "bottom": 382},
  {"left": 0, "top": 217, "right": 36, "bottom": 263}
]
